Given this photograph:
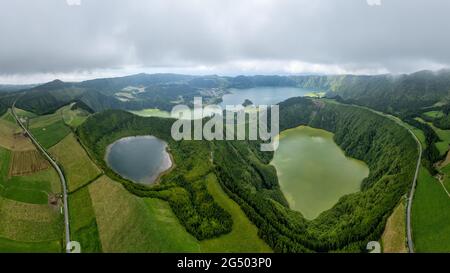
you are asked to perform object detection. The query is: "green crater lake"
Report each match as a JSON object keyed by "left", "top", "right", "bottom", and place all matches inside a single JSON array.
[
  {"left": 106, "top": 136, "right": 172, "bottom": 185},
  {"left": 271, "top": 126, "right": 369, "bottom": 219}
]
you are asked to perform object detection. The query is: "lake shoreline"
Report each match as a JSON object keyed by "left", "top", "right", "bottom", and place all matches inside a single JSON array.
[
  {"left": 271, "top": 125, "right": 370, "bottom": 220},
  {"left": 105, "top": 135, "right": 174, "bottom": 185}
]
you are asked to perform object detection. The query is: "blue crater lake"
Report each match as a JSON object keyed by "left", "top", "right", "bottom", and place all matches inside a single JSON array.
[
  {"left": 220, "top": 87, "right": 314, "bottom": 107},
  {"left": 106, "top": 136, "right": 173, "bottom": 185}
]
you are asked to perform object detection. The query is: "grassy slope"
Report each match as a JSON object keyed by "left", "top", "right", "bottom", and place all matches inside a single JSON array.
[
  {"left": 1, "top": 110, "right": 18, "bottom": 124},
  {"left": 130, "top": 108, "right": 172, "bottom": 118},
  {"left": 0, "top": 196, "right": 62, "bottom": 242},
  {"left": 0, "top": 147, "right": 60, "bottom": 205},
  {"left": 0, "top": 114, "right": 34, "bottom": 151},
  {"left": 200, "top": 173, "right": 272, "bottom": 252},
  {"left": 0, "top": 113, "right": 63, "bottom": 253},
  {"left": 29, "top": 110, "right": 63, "bottom": 129},
  {"left": 62, "top": 106, "right": 89, "bottom": 128},
  {"left": 412, "top": 166, "right": 450, "bottom": 252},
  {"left": 415, "top": 117, "right": 450, "bottom": 155},
  {"left": 403, "top": 119, "right": 450, "bottom": 252},
  {"left": 87, "top": 174, "right": 271, "bottom": 253},
  {"left": 0, "top": 237, "right": 60, "bottom": 253},
  {"left": 29, "top": 105, "right": 89, "bottom": 149},
  {"left": 49, "top": 134, "right": 101, "bottom": 192},
  {"left": 88, "top": 176, "right": 200, "bottom": 253},
  {"left": 428, "top": 122, "right": 450, "bottom": 156},
  {"left": 381, "top": 200, "right": 407, "bottom": 253},
  {"left": 68, "top": 187, "right": 102, "bottom": 253},
  {"left": 30, "top": 120, "right": 71, "bottom": 149},
  {"left": 424, "top": 110, "right": 444, "bottom": 119},
  {"left": 14, "top": 108, "right": 37, "bottom": 119}
]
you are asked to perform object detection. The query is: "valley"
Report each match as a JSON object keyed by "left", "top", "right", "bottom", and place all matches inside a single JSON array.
[{"left": 0, "top": 72, "right": 449, "bottom": 253}]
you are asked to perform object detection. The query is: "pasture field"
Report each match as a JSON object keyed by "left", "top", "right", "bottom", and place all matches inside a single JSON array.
[
  {"left": 0, "top": 115, "right": 34, "bottom": 151},
  {"left": 49, "top": 134, "right": 101, "bottom": 192},
  {"left": 0, "top": 196, "right": 63, "bottom": 242},
  {"left": 200, "top": 173, "right": 272, "bottom": 252},
  {"left": 3, "top": 169, "right": 61, "bottom": 204},
  {"left": 29, "top": 104, "right": 87, "bottom": 129},
  {"left": 88, "top": 176, "right": 200, "bottom": 253},
  {"left": 428, "top": 122, "right": 450, "bottom": 156},
  {"left": 423, "top": 110, "right": 444, "bottom": 119},
  {"left": 445, "top": 178, "right": 450, "bottom": 193},
  {"left": 403, "top": 121, "right": 427, "bottom": 148},
  {"left": 381, "top": 200, "right": 407, "bottom": 253},
  {"left": 9, "top": 149, "right": 50, "bottom": 176},
  {"left": 14, "top": 108, "right": 37, "bottom": 119},
  {"left": 0, "top": 236, "right": 61, "bottom": 253},
  {"left": 439, "top": 164, "right": 450, "bottom": 193},
  {"left": 29, "top": 110, "right": 63, "bottom": 129},
  {"left": 412, "top": 166, "right": 450, "bottom": 252},
  {"left": 0, "top": 147, "right": 62, "bottom": 252},
  {"left": 1, "top": 110, "right": 17, "bottom": 124},
  {"left": 0, "top": 147, "right": 60, "bottom": 204},
  {"left": 415, "top": 117, "right": 450, "bottom": 156},
  {"left": 87, "top": 174, "right": 271, "bottom": 253},
  {"left": 435, "top": 142, "right": 449, "bottom": 156},
  {"left": 30, "top": 120, "right": 71, "bottom": 149},
  {"left": 68, "top": 187, "right": 102, "bottom": 253}
]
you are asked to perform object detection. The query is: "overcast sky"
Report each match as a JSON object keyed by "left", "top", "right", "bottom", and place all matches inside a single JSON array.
[{"left": 1, "top": 0, "right": 450, "bottom": 84}]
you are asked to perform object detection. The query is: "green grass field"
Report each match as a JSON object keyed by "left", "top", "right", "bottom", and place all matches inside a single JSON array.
[
  {"left": 438, "top": 164, "right": 450, "bottom": 193},
  {"left": 29, "top": 111, "right": 63, "bottom": 129},
  {"left": 428, "top": 122, "right": 450, "bottom": 156},
  {"left": 412, "top": 166, "right": 450, "bottom": 252},
  {"left": 200, "top": 173, "right": 272, "bottom": 252},
  {"left": 88, "top": 176, "right": 200, "bottom": 252},
  {"left": 0, "top": 147, "right": 60, "bottom": 205},
  {"left": 49, "top": 134, "right": 101, "bottom": 192},
  {"left": 62, "top": 105, "right": 89, "bottom": 128},
  {"left": 0, "top": 236, "right": 61, "bottom": 253},
  {"left": 14, "top": 108, "right": 38, "bottom": 119},
  {"left": 0, "top": 148, "right": 62, "bottom": 252},
  {"left": 86, "top": 174, "right": 271, "bottom": 253},
  {"left": 30, "top": 120, "right": 71, "bottom": 149},
  {"left": 381, "top": 200, "right": 407, "bottom": 253},
  {"left": 0, "top": 196, "right": 63, "bottom": 242},
  {"left": 0, "top": 113, "right": 34, "bottom": 151},
  {"left": 68, "top": 187, "right": 102, "bottom": 253},
  {"left": 414, "top": 117, "right": 450, "bottom": 155},
  {"left": 1, "top": 110, "right": 18, "bottom": 124},
  {"left": 423, "top": 110, "right": 444, "bottom": 119}
]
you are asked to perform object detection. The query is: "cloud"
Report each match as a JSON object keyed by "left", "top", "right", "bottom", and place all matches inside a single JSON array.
[
  {"left": 66, "top": 0, "right": 81, "bottom": 6},
  {"left": 0, "top": 0, "right": 449, "bottom": 83},
  {"left": 366, "top": 0, "right": 382, "bottom": 6}
]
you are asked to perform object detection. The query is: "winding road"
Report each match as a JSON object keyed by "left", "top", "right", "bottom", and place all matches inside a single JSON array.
[
  {"left": 358, "top": 107, "right": 421, "bottom": 253},
  {"left": 11, "top": 104, "right": 71, "bottom": 253},
  {"left": 405, "top": 126, "right": 421, "bottom": 254},
  {"left": 331, "top": 101, "right": 421, "bottom": 253},
  {"left": 361, "top": 110, "right": 421, "bottom": 253}
]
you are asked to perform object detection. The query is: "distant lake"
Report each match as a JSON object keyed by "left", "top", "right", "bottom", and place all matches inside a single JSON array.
[
  {"left": 106, "top": 136, "right": 172, "bottom": 185},
  {"left": 220, "top": 87, "right": 313, "bottom": 107},
  {"left": 271, "top": 126, "right": 369, "bottom": 219}
]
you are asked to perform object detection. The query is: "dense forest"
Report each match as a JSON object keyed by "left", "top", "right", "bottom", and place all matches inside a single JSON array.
[
  {"left": 77, "top": 110, "right": 233, "bottom": 240},
  {"left": 77, "top": 97, "right": 417, "bottom": 252},
  {"left": 293, "top": 70, "right": 450, "bottom": 114}
]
